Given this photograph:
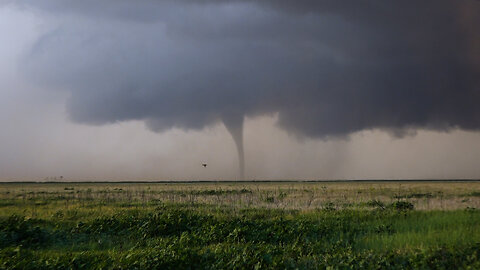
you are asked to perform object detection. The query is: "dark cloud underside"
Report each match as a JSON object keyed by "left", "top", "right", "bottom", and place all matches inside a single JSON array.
[{"left": 5, "top": 0, "right": 480, "bottom": 138}]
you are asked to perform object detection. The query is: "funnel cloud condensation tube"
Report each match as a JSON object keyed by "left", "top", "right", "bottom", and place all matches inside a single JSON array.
[{"left": 9, "top": 0, "right": 480, "bottom": 179}]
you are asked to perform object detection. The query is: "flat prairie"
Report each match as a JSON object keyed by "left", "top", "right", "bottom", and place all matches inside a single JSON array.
[
  {"left": 2, "top": 181, "right": 479, "bottom": 210},
  {"left": 0, "top": 181, "right": 479, "bottom": 269}
]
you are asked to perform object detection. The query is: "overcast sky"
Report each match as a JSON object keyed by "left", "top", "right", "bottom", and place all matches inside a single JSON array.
[{"left": 1, "top": 1, "right": 480, "bottom": 181}]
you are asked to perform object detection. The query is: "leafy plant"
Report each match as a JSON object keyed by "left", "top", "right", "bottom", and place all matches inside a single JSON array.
[{"left": 389, "top": 201, "right": 414, "bottom": 211}]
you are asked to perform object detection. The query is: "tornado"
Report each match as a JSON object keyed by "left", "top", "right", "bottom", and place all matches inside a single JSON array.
[
  {"left": 222, "top": 113, "right": 245, "bottom": 180},
  {"left": 13, "top": 0, "right": 480, "bottom": 176}
]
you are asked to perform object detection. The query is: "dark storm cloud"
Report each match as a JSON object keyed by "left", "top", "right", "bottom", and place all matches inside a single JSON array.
[{"left": 6, "top": 0, "right": 480, "bottom": 138}]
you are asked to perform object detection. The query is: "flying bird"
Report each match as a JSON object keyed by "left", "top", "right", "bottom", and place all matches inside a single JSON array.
[{"left": 202, "top": 163, "right": 207, "bottom": 168}]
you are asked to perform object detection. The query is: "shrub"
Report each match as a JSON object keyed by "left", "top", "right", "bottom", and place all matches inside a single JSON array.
[
  {"left": 366, "top": 200, "right": 385, "bottom": 209},
  {"left": 389, "top": 201, "right": 414, "bottom": 211},
  {"left": 0, "top": 215, "right": 48, "bottom": 248}
]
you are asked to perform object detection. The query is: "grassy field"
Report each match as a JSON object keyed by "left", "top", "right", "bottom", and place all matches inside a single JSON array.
[{"left": 1, "top": 181, "right": 480, "bottom": 269}]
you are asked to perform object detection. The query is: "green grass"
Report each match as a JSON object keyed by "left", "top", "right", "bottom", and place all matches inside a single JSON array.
[
  {"left": 357, "top": 210, "right": 480, "bottom": 251},
  {"left": 0, "top": 182, "right": 480, "bottom": 269}
]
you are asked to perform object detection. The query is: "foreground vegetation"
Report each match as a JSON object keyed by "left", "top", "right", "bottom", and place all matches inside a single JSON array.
[{"left": 1, "top": 181, "right": 480, "bottom": 269}]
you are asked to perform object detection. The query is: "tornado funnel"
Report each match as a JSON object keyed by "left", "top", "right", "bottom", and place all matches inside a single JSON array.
[{"left": 222, "top": 113, "right": 245, "bottom": 180}]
